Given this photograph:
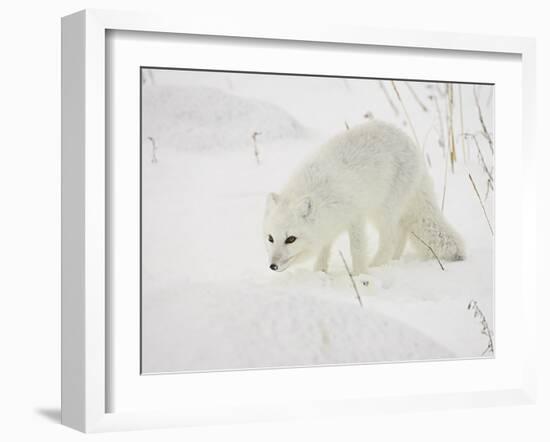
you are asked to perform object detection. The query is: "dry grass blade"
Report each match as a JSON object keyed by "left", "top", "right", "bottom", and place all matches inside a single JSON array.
[
  {"left": 147, "top": 136, "right": 158, "bottom": 163},
  {"left": 447, "top": 84, "right": 457, "bottom": 173},
  {"left": 473, "top": 86, "right": 494, "bottom": 155},
  {"left": 429, "top": 94, "right": 445, "bottom": 150},
  {"left": 485, "top": 87, "right": 494, "bottom": 109},
  {"left": 342, "top": 78, "right": 351, "bottom": 92},
  {"left": 466, "top": 133, "right": 494, "bottom": 189},
  {"left": 142, "top": 69, "right": 155, "bottom": 86},
  {"left": 484, "top": 179, "right": 491, "bottom": 202},
  {"left": 467, "top": 300, "right": 495, "bottom": 356},
  {"left": 436, "top": 84, "right": 447, "bottom": 98},
  {"left": 405, "top": 82, "right": 428, "bottom": 112},
  {"left": 338, "top": 251, "right": 363, "bottom": 308},
  {"left": 458, "top": 85, "right": 467, "bottom": 161},
  {"left": 391, "top": 81, "right": 421, "bottom": 149},
  {"left": 378, "top": 80, "right": 399, "bottom": 116},
  {"left": 410, "top": 232, "right": 445, "bottom": 271},
  {"left": 441, "top": 151, "right": 448, "bottom": 212},
  {"left": 421, "top": 125, "right": 436, "bottom": 155},
  {"left": 425, "top": 153, "right": 432, "bottom": 168},
  {"left": 468, "top": 173, "right": 494, "bottom": 236}
]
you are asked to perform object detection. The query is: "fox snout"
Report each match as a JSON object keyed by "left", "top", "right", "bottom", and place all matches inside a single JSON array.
[{"left": 268, "top": 255, "right": 294, "bottom": 272}]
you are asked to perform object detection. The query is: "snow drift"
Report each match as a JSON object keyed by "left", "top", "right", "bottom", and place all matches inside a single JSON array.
[{"left": 141, "top": 85, "right": 306, "bottom": 152}]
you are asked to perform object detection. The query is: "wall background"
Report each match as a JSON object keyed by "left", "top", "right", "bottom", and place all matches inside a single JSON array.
[{"left": 0, "top": 1, "right": 547, "bottom": 440}]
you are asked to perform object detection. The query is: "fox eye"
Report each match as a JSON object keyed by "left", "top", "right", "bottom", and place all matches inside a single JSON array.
[
  {"left": 285, "top": 236, "right": 297, "bottom": 244},
  {"left": 268, "top": 234, "right": 274, "bottom": 243}
]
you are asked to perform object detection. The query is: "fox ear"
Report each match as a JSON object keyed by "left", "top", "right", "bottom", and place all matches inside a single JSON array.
[
  {"left": 266, "top": 192, "right": 280, "bottom": 211},
  {"left": 299, "top": 197, "right": 313, "bottom": 220}
]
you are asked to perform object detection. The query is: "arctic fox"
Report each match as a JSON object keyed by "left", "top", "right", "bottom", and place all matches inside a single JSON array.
[{"left": 263, "top": 120, "right": 465, "bottom": 274}]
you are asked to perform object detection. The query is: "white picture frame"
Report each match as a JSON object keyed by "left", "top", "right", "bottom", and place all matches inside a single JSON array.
[{"left": 61, "top": 9, "right": 537, "bottom": 433}]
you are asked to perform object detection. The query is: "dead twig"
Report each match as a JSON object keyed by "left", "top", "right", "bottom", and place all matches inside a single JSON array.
[
  {"left": 251, "top": 131, "right": 262, "bottom": 165},
  {"left": 410, "top": 232, "right": 445, "bottom": 271},
  {"left": 338, "top": 251, "right": 363, "bottom": 308},
  {"left": 468, "top": 173, "right": 494, "bottom": 236}
]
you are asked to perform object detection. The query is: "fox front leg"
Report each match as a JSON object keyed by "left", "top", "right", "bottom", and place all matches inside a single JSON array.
[
  {"left": 392, "top": 224, "right": 409, "bottom": 261},
  {"left": 371, "top": 216, "right": 398, "bottom": 267},
  {"left": 349, "top": 220, "right": 368, "bottom": 275},
  {"left": 314, "top": 242, "right": 332, "bottom": 273}
]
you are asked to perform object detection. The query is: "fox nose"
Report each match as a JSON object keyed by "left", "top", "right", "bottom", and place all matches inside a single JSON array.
[{"left": 270, "top": 264, "right": 278, "bottom": 271}]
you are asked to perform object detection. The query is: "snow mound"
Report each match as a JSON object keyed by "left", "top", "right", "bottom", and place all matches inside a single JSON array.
[
  {"left": 142, "top": 85, "right": 306, "bottom": 151},
  {"left": 142, "top": 282, "right": 454, "bottom": 373}
]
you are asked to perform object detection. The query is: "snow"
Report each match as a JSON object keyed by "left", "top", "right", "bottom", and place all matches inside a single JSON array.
[
  {"left": 142, "top": 85, "right": 306, "bottom": 152},
  {"left": 141, "top": 69, "right": 494, "bottom": 373}
]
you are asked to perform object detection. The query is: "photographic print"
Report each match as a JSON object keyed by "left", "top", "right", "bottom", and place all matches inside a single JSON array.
[{"left": 140, "top": 68, "right": 494, "bottom": 374}]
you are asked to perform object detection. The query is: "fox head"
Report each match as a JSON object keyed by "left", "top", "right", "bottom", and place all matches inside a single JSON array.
[{"left": 263, "top": 192, "right": 317, "bottom": 272}]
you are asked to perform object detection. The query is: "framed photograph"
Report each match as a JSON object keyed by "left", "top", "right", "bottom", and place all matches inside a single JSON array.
[{"left": 61, "top": 9, "right": 537, "bottom": 432}]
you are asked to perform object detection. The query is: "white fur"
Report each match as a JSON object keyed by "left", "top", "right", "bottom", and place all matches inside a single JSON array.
[{"left": 263, "top": 120, "right": 465, "bottom": 274}]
